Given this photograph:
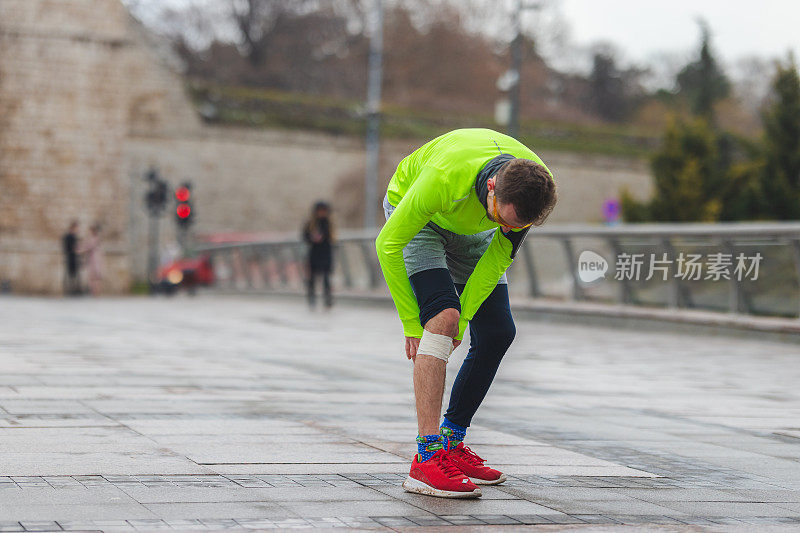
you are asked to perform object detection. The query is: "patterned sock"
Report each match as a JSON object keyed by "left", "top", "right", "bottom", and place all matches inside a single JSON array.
[
  {"left": 416, "top": 434, "right": 444, "bottom": 462},
  {"left": 440, "top": 417, "right": 467, "bottom": 450}
]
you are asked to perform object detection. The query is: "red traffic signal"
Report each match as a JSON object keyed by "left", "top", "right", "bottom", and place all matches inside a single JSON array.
[
  {"left": 174, "top": 183, "right": 193, "bottom": 226},
  {"left": 175, "top": 186, "right": 191, "bottom": 202}
]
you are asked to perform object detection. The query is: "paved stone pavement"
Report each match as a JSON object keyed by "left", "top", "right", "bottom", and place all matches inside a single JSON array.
[{"left": 1, "top": 294, "right": 800, "bottom": 532}]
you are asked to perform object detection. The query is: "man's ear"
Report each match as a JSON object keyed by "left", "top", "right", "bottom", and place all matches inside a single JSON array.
[{"left": 487, "top": 176, "right": 496, "bottom": 191}]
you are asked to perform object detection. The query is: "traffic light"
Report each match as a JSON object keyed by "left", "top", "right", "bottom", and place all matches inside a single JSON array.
[
  {"left": 144, "top": 168, "right": 168, "bottom": 216},
  {"left": 174, "top": 182, "right": 193, "bottom": 227}
]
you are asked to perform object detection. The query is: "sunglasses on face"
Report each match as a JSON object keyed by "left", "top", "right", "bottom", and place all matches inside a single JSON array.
[{"left": 491, "top": 190, "right": 533, "bottom": 230}]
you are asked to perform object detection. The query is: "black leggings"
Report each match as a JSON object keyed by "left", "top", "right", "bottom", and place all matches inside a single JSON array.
[{"left": 409, "top": 268, "right": 516, "bottom": 428}]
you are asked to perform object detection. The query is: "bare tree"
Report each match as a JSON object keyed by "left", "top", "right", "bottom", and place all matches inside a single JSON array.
[
  {"left": 231, "top": 0, "right": 294, "bottom": 66},
  {"left": 229, "top": 0, "right": 363, "bottom": 66}
]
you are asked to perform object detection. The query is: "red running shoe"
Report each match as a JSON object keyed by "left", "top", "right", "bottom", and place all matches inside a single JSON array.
[
  {"left": 402, "top": 449, "right": 482, "bottom": 498},
  {"left": 447, "top": 442, "right": 507, "bottom": 485}
]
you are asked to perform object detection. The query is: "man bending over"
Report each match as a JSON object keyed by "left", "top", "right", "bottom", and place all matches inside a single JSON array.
[{"left": 375, "top": 128, "right": 557, "bottom": 498}]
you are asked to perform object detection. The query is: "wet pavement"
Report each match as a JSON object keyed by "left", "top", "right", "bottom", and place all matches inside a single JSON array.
[{"left": 1, "top": 294, "right": 799, "bottom": 531}]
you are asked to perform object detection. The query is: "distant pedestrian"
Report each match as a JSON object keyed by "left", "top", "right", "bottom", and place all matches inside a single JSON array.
[
  {"left": 62, "top": 220, "right": 81, "bottom": 296},
  {"left": 80, "top": 223, "right": 105, "bottom": 296},
  {"left": 302, "top": 201, "right": 334, "bottom": 310}
]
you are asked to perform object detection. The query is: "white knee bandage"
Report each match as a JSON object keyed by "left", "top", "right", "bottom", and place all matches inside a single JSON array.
[{"left": 417, "top": 330, "right": 454, "bottom": 363}]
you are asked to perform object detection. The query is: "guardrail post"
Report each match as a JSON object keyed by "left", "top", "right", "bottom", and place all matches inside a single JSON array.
[
  {"left": 560, "top": 238, "right": 583, "bottom": 301},
  {"left": 206, "top": 251, "right": 220, "bottom": 287},
  {"left": 520, "top": 244, "right": 541, "bottom": 298},
  {"left": 291, "top": 244, "right": 306, "bottom": 287},
  {"left": 723, "top": 240, "right": 743, "bottom": 314},
  {"left": 359, "top": 241, "right": 380, "bottom": 289},
  {"left": 239, "top": 246, "right": 251, "bottom": 289},
  {"left": 255, "top": 246, "right": 272, "bottom": 289},
  {"left": 249, "top": 246, "right": 261, "bottom": 289},
  {"left": 661, "top": 238, "right": 680, "bottom": 308},
  {"left": 336, "top": 243, "right": 353, "bottom": 289},
  {"left": 608, "top": 238, "right": 633, "bottom": 304},
  {"left": 275, "top": 245, "right": 289, "bottom": 287},
  {"left": 791, "top": 239, "right": 800, "bottom": 319},
  {"left": 251, "top": 245, "right": 264, "bottom": 289},
  {"left": 261, "top": 246, "right": 273, "bottom": 287},
  {"left": 223, "top": 251, "right": 236, "bottom": 289},
  {"left": 216, "top": 251, "right": 229, "bottom": 288}
]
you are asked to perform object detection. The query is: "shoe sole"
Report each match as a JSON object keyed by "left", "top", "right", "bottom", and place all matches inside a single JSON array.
[
  {"left": 470, "top": 473, "right": 507, "bottom": 485},
  {"left": 402, "top": 476, "right": 482, "bottom": 498}
]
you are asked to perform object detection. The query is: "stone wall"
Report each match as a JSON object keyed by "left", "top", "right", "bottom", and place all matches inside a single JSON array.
[
  {"left": 0, "top": 0, "right": 653, "bottom": 294},
  {"left": 0, "top": 0, "right": 134, "bottom": 294},
  {"left": 0, "top": 0, "right": 201, "bottom": 294}
]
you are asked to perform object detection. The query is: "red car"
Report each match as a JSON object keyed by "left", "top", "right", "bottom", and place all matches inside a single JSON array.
[{"left": 156, "top": 255, "right": 214, "bottom": 295}]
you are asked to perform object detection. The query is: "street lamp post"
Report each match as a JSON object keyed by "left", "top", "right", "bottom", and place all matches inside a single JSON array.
[
  {"left": 507, "top": 0, "right": 543, "bottom": 140},
  {"left": 508, "top": 0, "right": 523, "bottom": 139},
  {"left": 144, "top": 168, "right": 168, "bottom": 290},
  {"left": 363, "top": 0, "right": 383, "bottom": 229}
]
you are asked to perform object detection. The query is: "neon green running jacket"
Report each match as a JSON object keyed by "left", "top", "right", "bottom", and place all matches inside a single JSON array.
[{"left": 375, "top": 128, "right": 552, "bottom": 341}]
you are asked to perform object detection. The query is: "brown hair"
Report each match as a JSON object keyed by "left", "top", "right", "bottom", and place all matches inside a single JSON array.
[
  {"left": 305, "top": 201, "right": 336, "bottom": 241},
  {"left": 495, "top": 159, "right": 557, "bottom": 226}
]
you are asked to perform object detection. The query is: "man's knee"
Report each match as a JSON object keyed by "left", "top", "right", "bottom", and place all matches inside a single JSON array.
[
  {"left": 499, "top": 321, "right": 516, "bottom": 349},
  {"left": 418, "top": 308, "right": 459, "bottom": 363},
  {"left": 425, "top": 307, "right": 459, "bottom": 337},
  {"left": 475, "top": 319, "right": 516, "bottom": 352}
]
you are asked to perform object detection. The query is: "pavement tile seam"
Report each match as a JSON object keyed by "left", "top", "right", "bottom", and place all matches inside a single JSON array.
[
  {"left": 0, "top": 473, "right": 731, "bottom": 491},
  {"left": 0, "top": 514, "right": 789, "bottom": 530}
]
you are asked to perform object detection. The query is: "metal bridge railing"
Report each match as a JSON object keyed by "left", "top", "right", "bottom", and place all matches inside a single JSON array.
[{"left": 196, "top": 223, "right": 800, "bottom": 319}]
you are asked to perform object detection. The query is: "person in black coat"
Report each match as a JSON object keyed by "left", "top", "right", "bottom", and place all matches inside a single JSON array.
[
  {"left": 62, "top": 220, "right": 81, "bottom": 296},
  {"left": 302, "top": 201, "right": 335, "bottom": 309}
]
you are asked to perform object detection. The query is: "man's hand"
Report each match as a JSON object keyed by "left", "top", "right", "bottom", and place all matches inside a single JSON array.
[
  {"left": 405, "top": 336, "right": 462, "bottom": 362},
  {"left": 405, "top": 336, "right": 420, "bottom": 362}
]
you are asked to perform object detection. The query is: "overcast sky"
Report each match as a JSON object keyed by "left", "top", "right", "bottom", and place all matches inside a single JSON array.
[{"left": 559, "top": 0, "right": 798, "bottom": 64}]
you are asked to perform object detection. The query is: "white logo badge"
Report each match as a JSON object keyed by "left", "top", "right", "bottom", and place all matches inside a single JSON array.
[{"left": 578, "top": 250, "right": 608, "bottom": 283}]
